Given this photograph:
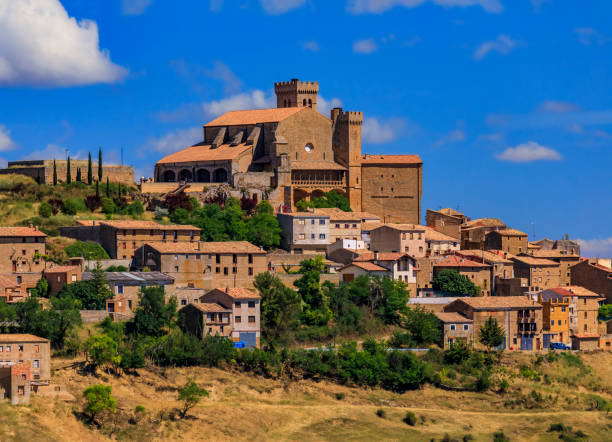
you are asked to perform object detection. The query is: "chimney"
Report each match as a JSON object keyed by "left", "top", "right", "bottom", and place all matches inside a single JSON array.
[{"left": 374, "top": 252, "right": 379, "bottom": 260}]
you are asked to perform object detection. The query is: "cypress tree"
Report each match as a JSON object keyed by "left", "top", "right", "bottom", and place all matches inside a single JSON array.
[
  {"left": 76, "top": 168, "right": 82, "bottom": 182},
  {"left": 66, "top": 156, "right": 72, "bottom": 184},
  {"left": 53, "top": 160, "right": 57, "bottom": 185},
  {"left": 87, "top": 152, "right": 93, "bottom": 185},
  {"left": 95, "top": 180, "right": 99, "bottom": 197},
  {"left": 106, "top": 177, "right": 110, "bottom": 197},
  {"left": 36, "top": 169, "right": 41, "bottom": 184},
  {"left": 98, "top": 147, "right": 103, "bottom": 182}
]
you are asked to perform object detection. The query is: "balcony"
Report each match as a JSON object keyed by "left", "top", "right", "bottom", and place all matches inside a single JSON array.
[{"left": 292, "top": 179, "right": 345, "bottom": 187}]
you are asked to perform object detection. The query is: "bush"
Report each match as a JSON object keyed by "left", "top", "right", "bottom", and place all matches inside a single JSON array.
[
  {"left": 61, "top": 199, "right": 79, "bottom": 215},
  {"left": 376, "top": 408, "right": 386, "bottom": 418},
  {"left": 134, "top": 405, "right": 146, "bottom": 413},
  {"left": 475, "top": 370, "right": 491, "bottom": 392},
  {"left": 101, "top": 197, "right": 115, "bottom": 214},
  {"left": 127, "top": 200, "right": 144, "bottom": 217},
  {"left": 444, "top": 340, "right": 472, "bottom": 364},
  {"left": 548, "top": 423, "right": 569, "bottom": 432},
  {"left": 85, "top": 195, "right": 102, "bottom": 212},
  {"left": 403, "top": 411, "right": 416, "bottom": 426},
  {"left": 38, "top": 202, "right": 52, "bottom": 218},
  {"left": 493, "top": 431, "right": 509, "bottom": 442},
  {"left": 335, "top": 392, "right": 345, "bottom": 400},
  {"left": 64, "top": 241, "right": 110, "bottom": 260}
]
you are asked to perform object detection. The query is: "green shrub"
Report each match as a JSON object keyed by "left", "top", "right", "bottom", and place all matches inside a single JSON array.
[
  {"left": 462, "top": 435, "right": 474, "bottom": 442},
  {"left": 548, "top": 423, "right": 569, "bottom": 432},
  {"left": 444, "top": 340, "right": 472, "bottom": 364},
  {"left": 127, "top": 200, "right": 144, "bottom": 217},
  {"left": 101, "top": 197, "right": 116, "bottom": 214},
  {"left": 403, "top": 411, "right": 416, "bottom": 426},
  {"left": 64, "top": 241, "right": 110, "bottom": 260},
  {"left": 61, "top": 199, "right": 79, "bottom": 215},
  {"left": 38, "top": 202, "right": 52, "bottom": 218},
  {"left": 493, "top": 430, "right": 509, "bottom": 442},
  {"left": 475, "top": 370, "right": 491, "bottom": 392},
  {"left": 134, "top": 405, "right": 146, "bottom": 413},
  {"left": 376, "top": 408, "right": 386, "bottom": 418},
  {"left": 498, "top": 378, "right": 509, "bottom": 393},
  {"left": 335, "top": 392, "right": 345, "bottom": 400}
]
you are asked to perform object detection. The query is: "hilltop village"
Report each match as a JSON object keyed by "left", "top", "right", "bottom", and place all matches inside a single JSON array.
[{"left": 0, "top": 80, "right": 610, "bottom": 435}]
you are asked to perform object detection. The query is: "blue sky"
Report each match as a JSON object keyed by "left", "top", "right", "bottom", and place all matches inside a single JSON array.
[{"left": 0, "top": 0, "right": 611, "bottom": 257}]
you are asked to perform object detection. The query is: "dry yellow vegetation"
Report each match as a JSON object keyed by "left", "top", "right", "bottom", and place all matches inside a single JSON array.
[{"left": 0, "top": 351, "right": 611, "bottom": 441}]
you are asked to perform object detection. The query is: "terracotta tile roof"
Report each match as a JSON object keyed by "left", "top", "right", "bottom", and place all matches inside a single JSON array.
[
  {"left": 360, "top": 154, "right": 422, "bottom": 165},
  {"left": 377, "top": 223, "right": 426, "bottom": 232},
  {"left": 101, "top": 220, "right": 200, "bottom": 231},
  {"left": 354, "top": 252, "right": 413, "bottom": 262},
  {"left": 44, "top": 265, "right": 79, "bottom": 273},
  {"left": 527, "top": 242, "right": 542, "bottom": 249},
  {"left": 434, "top": 312, "right": 473, "bottom": 323},
  {"left": 510, "top": 255, "right": 559, "bottom": 267},
  {"left": 527, "top": 250, "right": 580, "bottom": 259},
  {"left": 75, "top": 220, "right": 97, "bottom": 226},
  {"left": 278, "top": 212, "right": 330, "bottom": 219},
  {"left": 191, "top": 302, "right": 232, "bottom": 313},
  {"left": 462, "top": 218, "right": 506, "bottom": 229},
  {"left": 493, "top": 228, "right": 527, "bottom": 237},
  {"left": 156, "top": 142, "right": 252, "bottom": 164},
  {"left": 572, "top": 333, "right": 600, "bottom": 339},
  {"left": 0, "top": 276, "right": 18, "bottom": 288},
  {"left": 147, "top": 241, "right": 264, "bottom": 254},
  {"left": 425, "top": 228, "right": 459, "bottom": 242},
  {"left": 0, "top": 227, "right": 46, "bottom": 237},
  {"left": 291, "top": 160, "right": 347, "bottom": 170},
  {"left": 204, "top": 107, "right": 304, "bottom": 127},
  {"left": 312, "top": 207, "right": 380, "bottom": 221},
  {"left": 434, "top": 255, "right": 491, "bottom": 269},
  {"left": 0, "top": 334, "right": 49, "bottom": 343},
  {"left": 436, "top": 208, "right": 464, "bottom": 217},
  {"left": 362, "top": 221, "right": 384, "bottom": 231},
  {"left": 452, "top": 296, "right": 542, "bottom": 310},
  {"left": 457, "top": 250, "right": 513, "bottom": 264},
  {"left": 564, "top": 286, "right": 601, "bottom": 298},
  {"left": 212, "top": 287, "right": 260, "bottom": 299},
  {"left": 340, "top": 261, "right": 389, "bottom": 272}
]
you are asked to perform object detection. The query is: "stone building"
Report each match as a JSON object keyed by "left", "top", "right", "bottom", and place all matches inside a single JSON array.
[
  {"left": 308, "top": 208, "right": 381, "bottom": 244},
  {"left": 338, "top": 261, "right": 390, "bottom": 282},
  {"left": 43, "top": 265, "right": 81, "bottom": 296},
  {"left": 0, "top": 226, "right": 46, "bottom": 292},
  {"left": 570, "top": 259, "right": 612, "bottom": 303},
  {"left": 525, "top": 249, "right": 580, "bottom": 287},
  {"left": 538, "top": 289, "right": 571, "bottom": 347},
  {"left": 460, "top": 218, "right": 506, "bottom": 250},
  {"left": 424, "top": 227, "right": 460, "bottom": 256},
  {"left": 531, "top": 236, "right": 580, "bottom": 255},
  {"left": 354, "top": 252, "right": 418, "bottom": 293},
  {"left": 510, "top": 255, "right": 561, "bottom": 293},
  {"left": 425, "top": 208, "right": 468, "bottom": 240},
  {"left": 433, "top": 255, "right": 493, "bottom": 296},
  {"left": 0, "top": 159, "right": 134, "bottom": 186},
  {"left": 152, "top": 79, "right": 423, "bottom": 223},
  {"left": 0, "top": 276, "right": 26, "bottom": 303},
  {"left": 456, "top": 249, "right": 514, "bottom": 295},
  {"left": 369, "top": 223, "right": 426, "bottom": 258},
  {"left": 444, "top": 297, "right": 543, "bottom": 351},
  {"left": 133, "top": 241, "right": 266, "bottom": 289},
  {"left": 277, "top": 211, "right": 331, "bottom": 254},
  {"left": 0, "top": 334, "right": 50, "bottom": 384},
  {"left": 434, "top": 312, "right": 474, "bottom": 349},
  {"left": 485, "top": 228, "right": 528, "bottom": 255}
]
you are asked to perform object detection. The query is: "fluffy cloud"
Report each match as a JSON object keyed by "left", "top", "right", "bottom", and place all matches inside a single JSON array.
[
  {"left": 353, "top": 39, "right": 379, "bottom": 54},
  {"left": 121, "top": 0, "right": 153, "bottom": 15},
  {"left": 202, "top": 90, "right": 275, "bottom": 117},
  {"left": 538, "top": 100, "right": 580, "bottom": 114},
  {"left": 495, "top": 141, "right": 561, "bottom": 163},
  {"left": 363, "top": 117, "right": 407, "bottom": 143},
  {"left": 576, "top": 238, "right": 612, "bottom": 260},
  {"left": 0, "top": 125, "right": 17, "bottom": 151},
  {"left": 573, "top": 28, "right": 610, "bottom": 46},
  {"left": 0, "top": 0, "right": 127, "bottom": 87},
  {"left": 347, "top": 0, "right": 503, "bottom": 14},
  {"left": 474, "top": 34, "right": 516, "bottom": 60},
  {"left": 260, "top": 0, "right": 306, "bottom": 14},
  {"left": 145, "top": 127, "right": 203, "bottom": 154},
  {"left": 302, "top": 41, "right": 320, "bottom": 52}
]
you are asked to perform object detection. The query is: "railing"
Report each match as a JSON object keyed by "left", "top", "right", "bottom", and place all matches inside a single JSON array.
[{"left": 292, "top": 179, "right": 345, "bottom": 186}]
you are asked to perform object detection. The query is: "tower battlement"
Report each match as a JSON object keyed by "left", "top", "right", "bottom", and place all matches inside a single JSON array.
[{"left": 274, "top": 79, "right": 319, "bottom": 111}]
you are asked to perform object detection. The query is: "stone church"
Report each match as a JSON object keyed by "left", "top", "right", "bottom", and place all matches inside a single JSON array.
[{"left": 154, "top": 79, "right": 423, "bottom": 223}]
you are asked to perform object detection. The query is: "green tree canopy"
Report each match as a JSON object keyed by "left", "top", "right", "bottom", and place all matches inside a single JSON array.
[
  {"left": 86, "top": 334, "right": 121, "bottom": 370},
  {"left": 127, "top": 286, "right": 177, "bottom": 337},
  {"left": 178, "top": 379, "right": 209, "bottom": 418},
  {"left": 294, "top": 256, "right": 331, "bottom": 326},
  {"left": 432, "top": 269, "right": 480, "bottom": 296},
  {"left": 296, "top": 190, "right": 351, "bottom": 212},
  {"left": 83, "top": 384, "right": 116, "bottom": 423},
  {"left": 479, "top": 316, "right": 505, "bottom": 351},
  {"left": 254, "top": 272, "right": 301, "bottom": 343}
]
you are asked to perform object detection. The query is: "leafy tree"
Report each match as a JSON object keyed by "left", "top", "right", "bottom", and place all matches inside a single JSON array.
[
  {"left": 83, "top": 384, "right": 116, "bottom": 423},
  {"left": 62, "top": 199, "right": 78, "bottom": 215},
  {"left": 53, "top": 160, "right": 58, "bottom": 185},
  {"left": 221, "top": 197, "right": 248, "bottom": 240},
  {"left": 191, "top": 204, "right": 225, "bottom": 241},
  {"left": 127, "top": 286, "right": 177, "bottom": 337},
  {"left": 599, "top": 304, "right": 612, "bottom": 319},
  {"left": 38, "top": 202, "right": 52, "bottom": 218},
  {"left": 65, "top": 241, "right": 110, "bottom": 260},
  {"left": 432, "top": 269, "right": 480, "bottom": 296},
  {"left": 403, "top": 306, "right": 441, "bottom": 345},
  {"left": 31, "top": 278, "right": 49, "bottom": 298},
  {"left": 87, "top": 152, "right": 93, "bottom": 185},
  {"left": 101, "top": 197, "right": 115, "bottom": 214},
  {"left": 296, "top": 190, "right": 351, "bottom": 212},
  {"left": 444, "top": 339, "right": 472, "bottom": 364},
  {"left": 86, "top": 334, "right": 121, "bottom": 370},
  {"left": 246, "top": 200, "right": 281, "bottom": 249},
  {"left": 57, "top": 281, "right": 106, "bottom": 310},
  {"left": 127, "top": 200, "right": 144, "bottom": 217},
  {"left": 254, "top": 272, "right": 301, "bottom": 342},
  {"left": 98, "top": 147, "right": 103, "bottom": 182},
  {"left": 178, "top": 379, "right": 209, "bottom": 418},
  {"left": 76, "top": 168, "right": 82, "bottom": 182},
  {"left": 170, "top": 207, "right": 190, "bottom": 224},
  {"left": 375, "top": 277, "right": 410, "bottom": 325},
  {"left": 66, "top": 156, "right": 72, "bottom": 183},
  {"left": 479, "top": 317, "right": 505, "bottom": 351},
  {"left": 294, "top": 256, "right": 331, "bottom": 326},
  {"left": 90, "top": 262, "right": 112, "bottom": 300}
]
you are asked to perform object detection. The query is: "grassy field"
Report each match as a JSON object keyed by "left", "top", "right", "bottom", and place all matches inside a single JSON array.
[{"left": 0, "top": 351, "right": 611, "bottom": 441}]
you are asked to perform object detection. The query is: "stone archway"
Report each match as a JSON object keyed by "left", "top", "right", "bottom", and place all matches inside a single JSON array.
[
  {"left": 162, "top": 170, "right": 176, "bottom": 182},
  {"left": 178, "top": 169, "right": 192, "bottom": 182},
  {"left": 196, "top": 169, "right": 210, "bottom": 183},
  {"left": 213, "top": 168, "right": 228, "bottom": 183},
  {"left": 311, "top": 189, "right": 325, "bottom": 200}
]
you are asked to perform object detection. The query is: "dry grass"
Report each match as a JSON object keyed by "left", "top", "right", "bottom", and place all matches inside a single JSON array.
[{"left": 0, "top": 352, "right": 610, "bottom": 441}]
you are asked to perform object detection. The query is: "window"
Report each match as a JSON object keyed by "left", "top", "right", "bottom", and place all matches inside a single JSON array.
[
  {"left": 551, "top": 320, "right": 554, "bottom": 326},
  {"left": 558, "top": 320, "right": 562, "bottom": 326},
  {"left": 298, "top": 219, "right": 305, "bottom": 225},
  {"left": 34, "top": 360, "right": 39, "bottom": 368},
  {"left": 22, "top": 249, "right": 26, "bottom": 255},
  {"left": 185, "top": 254, "right": 189, "bottom": 259},
  {"left": 319, "top": 234, "right": 326, "bottom": 239},
  {"left": 17, "top": 276, "right": 22, "bottom": 284},
  {"left": 248, "top": 301, "right": 255, "bottom": 308},
  {"left": 181, "top": 300, "right": 186, "bottom": 306},
  {"left": 248, "top": 254, "right": 253, "bottom": 264},
  {"left": 196, "top": 254, "right": 201, "bottom": 260},
  {"left": 235, "top": 301, "right": 241, "bottom": 308},
  {"left": 232, "top": 267, "right": 237, "bottom": 274},
  {"left": 162, "top": 231, "right": 166, "bottom": 240},
  {"left": 233, "top": 254, "right": 237, "bottom": 264},
  {"left": 117, "top": 285, "right": 124, "bottom": 294},
  {"left": 174, "top": 231, "right": 178, "bottom": 240},
  {"left": 311, "top": 219, "right": 315, "bottom": 225},
  {"left": 18, "top": 345, "right": 23, "bottom": 351},
  {"left": 450, "top": 324, "right": 456, "bottom": 330},
  {"left": 248, "top": 267, "right": 253, "bottom": 276},
  {"left": 311, "top": 234, "right": 315, "bottom": 239},
  {"left": 215, "top": 267, "right": 220, "bottom": 273},
  {"left": 224, "top": 267, "right": 228, "bottom": 275},
  {"left": 216, "top": 255, "right": 220, "bottom": 264},
  {"left": 298, "top": 233, "right": 305, "bottom": 240},
  {"left": 319, "top": 219, "right": 325, "bottom": 225},
  {"left": 248, "top": 316, "right": 256, "bottom": 323},
  {"left": 174, "top": 266, "right": 179, "bottom": 272},
  {"left": 0, "top": 346, "right": 3, "bottom": 352},
  {"left": 21, "top": 373, "right": 26, "bottom": 380},
  {"left": 551, "top": 307, "right": 554, "bottom": 312},
  {"left": 561, "top": 307, "right": 565, "bottom": 312},
  {"left": 463, "top": 324, "right": 469, "bottom": 331},
  {"left": 344, "top": 224, "right": 349, "bottom": 229},
  {"left": 235, "top": 316, "right": 241, "bottom": 323},
  {"left": 174, "top": 254, "right": 178, "bottom": 260}
]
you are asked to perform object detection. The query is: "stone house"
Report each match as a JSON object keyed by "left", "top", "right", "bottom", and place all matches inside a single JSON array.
[
  {"left": 485, "top": 228, "right": 528, "bottom": 255},
  {"left": 456, "top": 250, "right": 514, "bottom": 295},
  {"left": 180, "top": 302, "right": 233, "bottom": 340},
  {"left": 424, "top": 227, "right": 460, "bottom": 256},
  {"left": 425, "top": 208, "right": 467, "bottom": 240},
  {"left": 43, "top": 265, "right": 81, "bottom": 296},
  {"left": 525, "top": 249, "right": 580, "bottom": 287},
  {"left": 277, "top": 212, "right": 331, "bottom": 254},
  {"left": 353, "top": 252, "right": 418, "bottom": 293},
  {"left": 133, "top": 241, "right": 266, "bottom": 289},
  {"left": 369, "top": 223, "right": 426, "bottom": 258},
  {"left": 0, "top": 334, "right": 50, "bottom": 385},
  {"left": 570, "top": 259, "right": 612, "bottom": 303},
  {"left": 338, "top": 261, "right": 390, "bottom": 283},
  {"left": 434, "top": 312, "right": 474, "bottom": 349},
  {"left": 538, "top": 290, "right": 571, "bottom": 347},
  {"left": 0, "top": 226, "right": 46, "bottom": 292},
  {"left": 443, "top": 297, "right": 544, "bottom": 351},
  {"left": 309, "top": 208, "right": 381, "bottom": 243},
  {"left": 0, "top": 362, "right": 32, "bottom": 404},
  {"left": 460, "top": 218, "right": 506, "bottom": 250},
  {"left": 326, "top": 239, "right": 367, "bottom": 264},
  {"left": 510, "top": 255, "right": 561, "bottom": 293},
  {"left": 433, "top": 255, "right": 493, "bottom": 296},
  {"left": 0, "top": 276, "right": 27, "bottom": 303}
]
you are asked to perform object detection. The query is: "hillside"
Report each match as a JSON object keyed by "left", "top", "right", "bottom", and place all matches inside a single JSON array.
[{"left": 1, "top": 352, "right": 611, "bottom": 441}]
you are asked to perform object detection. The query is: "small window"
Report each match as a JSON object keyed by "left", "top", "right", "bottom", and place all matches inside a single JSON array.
[
  {"left": 235, "top": 301, "right": 241, "bottom": 308},
  {"left": 319, "top": 219, "right": 325, "bottom": 225},
  {"left": 216, "top": 255, "right": 221, "bottom": 264},
  {"left": 215, "top": 267, "right": 220, "bottom": 274},
  {"left": 463, "top": 324, "right": 469, "bottom": 331},
  {"left": 174, "top": 266, "right": 179, "bottom": 272},
  {"left": 235, "top": 316, "right": 241, "bottom": 323},
  {"left": 319, "top": 234, "right": 326, "bottom": 239},
  {"left": 224, "top": 267, "right": 228, "bottom": 275},
  {"left": 117, "top": 285, "right": 124, "bottom": 294},
  {"left": 34, "top": 360, "right": 39, "bottom": 368},
  {"left": 248, "top": 301, "right": 255, "bottom": 308},
  {"left": 5, "top": 346, "right": 10, "bottom": 352},
  {"left": 232, "top": 267, "right": 237, "bottom": 274},
  {"left": 248, "top": 267, "right": 253, "bottom": 276},
  {"left": 181, "top": 300, "right": 187, "bottom": 306},
  {"left": 248, "top": 316, "right": 256, "bottom": 323},
  {"left": 450, "top": 324, "right": 456, "bottom": 331},
  {"left": 18, "top": 345, "right": 23, "bottom": 351},
  {"left": 248, "top": 254, "right": 253, "bottom": 264}
]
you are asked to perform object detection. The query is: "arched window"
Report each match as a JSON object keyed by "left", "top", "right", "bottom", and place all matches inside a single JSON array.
[
  {"left": 196, "top": 169, "right": 210, "bottom": 183},
  {"left": 213, "top": 168, "right": 228, "bottom": 183},
  {"left": 178, "top": 169, "right": 192, "bottom": 182},
  {"left": 308, "top": 99, "right": 312, "bottom": 107},
  {"left": 303, "top": 99, "right": 307, "bottom": 106},
  {"left": 162, "top": 170, "right": 176, "bottom": 182},
  {"left": 284, "top": 99, "right": 287, "bottom": 107}
]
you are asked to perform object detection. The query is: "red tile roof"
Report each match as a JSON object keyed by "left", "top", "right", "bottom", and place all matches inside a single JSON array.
[
  {"left": 204, "top": 107, "right": 304, "bottom": 127},
  {"left": 510, "top": 255, "right": 559, "bottom": 267},
  {"left": 572, "top": 333, "right": 600, "bottom": 339},
  {"left": 156, "top": 142, "right": 252, "bottom": 164},
  {"left": 341, "top": 261, "right": 389, "bottom": 272},
  {"left": 44, "top": 265, "right": 80, "bottom": 274},
  {"left": 360, "top": 154, "right": 422, "bottom": 165},
  {"left": 0, "top": 227, "right": 46, "bottom": 237},
  {"left": 0, "top": 276, "right": 18, "bottom": 289},
  {"left": 377, "top": 223, "right": 426, "bottom": 232},
  {"left": 434, "top": 255, "right": 491, "bottom": 269},
  {"left": 451, "top": 296, "right": 542, "bottom": 310},
  {"left": 425, "top": 227, "right": 459, "bottom": 242},
  {"left": 192, "top": 302, "right": 232, "bottom": 313},
  {"left": 146, "top": 241, "right": 265, "bottom": 254},
  {"left": 0, "top": 334, "right": 49, "bottom": 343},
  {"left": 434, "top": 312, "right": 473, "bottom": 323},
  {"left": 212, "top": 287, "right": 260, "bottom": 299},
  {"left": 493, "top": 228, "right": 527, "bottom": 237},
  {"left": 101, "top": 220, "right": 199, "bottom": 231},
  {"left": 354, "top": 252, "right": 413, "bottom": 262}
]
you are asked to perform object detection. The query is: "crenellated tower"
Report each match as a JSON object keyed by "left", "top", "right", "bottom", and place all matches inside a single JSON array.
[
  {"left": 332, "top": 108, "right": 363, "bottom": 211},
  {"left": 274, "top": 79, "right": 319, "bottom": 111}
]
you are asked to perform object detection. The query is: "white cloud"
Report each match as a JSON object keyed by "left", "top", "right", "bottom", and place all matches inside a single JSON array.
[
  {"left": 146, "top": 127, "right": 203, "bottom": 154},
  {"left": 474, "top": 34, "right": 517, "bottom": 60},
  {"left": 205, "top": 61, "right": 242, "bottom": 95},
  {"left": 347, "top": 0, "right": 503, "bottom": 14},
  {"left": 260, "top": 0, "right": 306, "bottom": 14},
  {"left": 435, "top": 129, "right": 466, "bottom": 146},
  {"left": 363, "top": 117, "right": 407, "bottom": 143},
  {"left": 573, "top": 27, "right": 610, "bottom": 46},
  {"left": 495, "top": 141, "right": 561, "bottom": 163},
  {"left": 203, "top": 90, "right": 275, "bottom": 117},
  {"left": 121, "top": 0, "right": 153, "bottom": 15},
  {"left": 353, "top": 39, "right": 379, "bottom": 54},
  {"left": 538, "top": 100, "right": 580, "bottom": 114},
  {"left": 317, "top": 96, "right": 343, "bottom": 117},
  {"left": 20, "top": 143, "right": 83, "bottom": 161},
  {"left": 302, "top": 40, "right": 320, "bottom": 52},
  {"left": 0, "top": 125, "right": 17, "bottom": 151},
  {"left": 576, "top": 238, "right": 612, "bottom": 260},
  {"left": 0, "top": 0, "right": 127, "bottom": 87}
]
